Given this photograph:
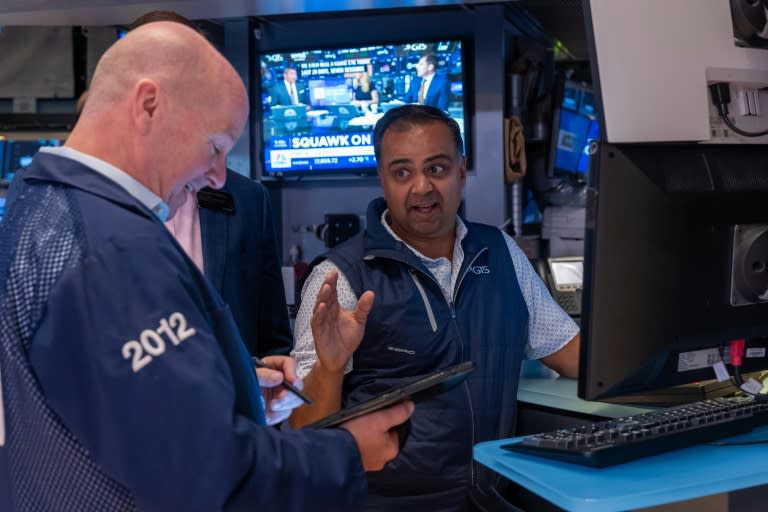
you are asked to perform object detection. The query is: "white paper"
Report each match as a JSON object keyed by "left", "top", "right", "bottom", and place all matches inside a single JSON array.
[
  {"left": 741, "top": 378, "right": 763, "bottom": 396},
  {"left": 712, "top": 360, "right": 730, "bottom": 383}
]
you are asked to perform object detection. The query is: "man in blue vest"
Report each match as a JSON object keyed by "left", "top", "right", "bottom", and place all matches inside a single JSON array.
[
  {"left": 0, "top": 22, "right": 413, "bottom": 511},
  {"left": 291, "top": 104, "right": 580, "bottom": 511}
]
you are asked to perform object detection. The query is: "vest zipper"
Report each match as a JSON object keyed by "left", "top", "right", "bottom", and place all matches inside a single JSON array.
[
  {"left": 405, "top": 248, "right": 488, "bottom": 490},
  {"left": 408, "top": 269, "right": 438, "bottom": 332},
  {"left": 452, "top": 247, "right": 486, "bottom": 490}
]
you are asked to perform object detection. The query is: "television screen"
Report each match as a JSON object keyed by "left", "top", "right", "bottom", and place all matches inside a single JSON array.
[
  {"left": 259, "top": 39, "right": 467, "bottom": 176},
  {"left": 3, "top": 138, "right": 64, "bottom": 181}
]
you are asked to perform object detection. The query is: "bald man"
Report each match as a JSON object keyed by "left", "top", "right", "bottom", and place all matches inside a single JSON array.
[{"left": 0, "top": 22, "right": 412, "bottom": 512}]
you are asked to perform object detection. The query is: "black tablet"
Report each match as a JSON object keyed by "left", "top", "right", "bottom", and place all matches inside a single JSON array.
[{"left": 306, "top": 360, "right": 474, "bottom": 429}]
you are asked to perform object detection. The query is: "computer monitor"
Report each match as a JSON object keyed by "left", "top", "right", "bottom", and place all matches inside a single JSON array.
[
  {"left": 265, "top": 106, "right": 310, "bottom": 138},
  {"left": 3, "top": 138, "right": 64, "bottom": 181},
  {"left": 308, "top": 78, "right": 353, "bottom": 106},
  {"left": 579, "top": 141, "right": 768, "bottom": 402},
  {"left": 548, "top": 80, "right": 598, "bottom": 180}
]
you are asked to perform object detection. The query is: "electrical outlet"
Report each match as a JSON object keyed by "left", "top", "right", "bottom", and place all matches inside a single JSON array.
[
  {"left": 733, "top": 86, "right": 760, "bottom": 117},
  {"left": 707, "top": 84, "right": 768, "bottom": 143},
  {"left": 706, "top": 68, "right": 768, "bottom": 143}
]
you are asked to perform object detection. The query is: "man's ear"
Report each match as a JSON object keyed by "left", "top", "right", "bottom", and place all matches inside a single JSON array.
[
  {"left": 133, "top": 79, "right": 159, "bottom": 134},
  {"left": 459, "top": 155, "right": 467, "bottom": 186}
]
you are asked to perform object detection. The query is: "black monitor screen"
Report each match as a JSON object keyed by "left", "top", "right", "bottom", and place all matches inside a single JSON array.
[
  {"left": 4, "top": 138, "right": 63, "bottom": 181},
  {"left": 579, "top": 142, "right": 768, "bottom": 402},
  {"left": 259, "top": 39, "right": 467, "bottom": 176}
]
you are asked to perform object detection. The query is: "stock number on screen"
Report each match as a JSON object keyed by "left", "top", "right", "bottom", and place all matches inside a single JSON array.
[{"left": 122, "top": 312, "right": 197, "bottom": 373}]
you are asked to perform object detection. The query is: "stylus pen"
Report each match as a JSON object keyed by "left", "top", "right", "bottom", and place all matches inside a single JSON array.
[{"left": 252, "top": 356, "right": 314, "bottom": 405}]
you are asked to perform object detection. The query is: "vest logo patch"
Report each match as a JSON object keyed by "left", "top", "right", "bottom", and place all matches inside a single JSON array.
[
  {"left": 387, "top": 345, "right": 416, "bottom": 355},
  {"left": 469, "top": 265, "right": 490, "bottom": 275}
]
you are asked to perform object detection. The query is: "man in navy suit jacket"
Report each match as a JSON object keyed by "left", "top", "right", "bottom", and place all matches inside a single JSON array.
[
  {"left": 165, "top": 170, "right": 292, "bottom": 360},
  {"left": 270, "top": 67, "right": 310, "bottom": 107},
  {"left": 402, "top": 53, "right": 452, "bottom": 111},
  {"left": 199, "top": 170, "right": 293, "bottom": 358}
]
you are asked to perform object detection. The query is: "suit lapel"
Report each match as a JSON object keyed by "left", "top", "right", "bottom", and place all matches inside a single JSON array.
[
  {"left": 426, "top": 77, "right": 436, "bottom": 105},
  {"left": 200, "top": 206, "right": 229, "bottom": 292},
  {"left": 281, "top": 82, "right": 291, "bottom": 104}
]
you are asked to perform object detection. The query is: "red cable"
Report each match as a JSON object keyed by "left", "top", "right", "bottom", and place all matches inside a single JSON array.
[{"left": 730, "top": 339, "right": 746, "bottom": 367}]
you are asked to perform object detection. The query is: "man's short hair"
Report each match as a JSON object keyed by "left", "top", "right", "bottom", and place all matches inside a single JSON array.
[
  {"left": 421, "top": 53, "right": 439, "bottom": 69},
  {"left": 373, "top": 104, "right": 464, "bottom": 162},
  {"left": 128, "top": 10, "right": 197, "bottom": 31}
]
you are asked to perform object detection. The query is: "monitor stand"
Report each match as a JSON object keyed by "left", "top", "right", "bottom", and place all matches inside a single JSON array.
[{"left": 600, "top": 376, "right": 758, "bottom": 407}]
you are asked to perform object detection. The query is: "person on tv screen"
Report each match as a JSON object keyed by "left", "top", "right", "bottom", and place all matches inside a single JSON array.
[
  {"left": 402, "top": 52, "right": 452, "bottom": 111},
  {"left": 289, "top": 105, "right": 580, "bottom": 511},
  {"left": 271, "top": 66, "right": 310, "bottom": 108},
  {"left": 351, "top": 72, "right": 380, "bottom": 112},
  {"left": 0, "top": 21, "right": 414, "bottom": 511}
]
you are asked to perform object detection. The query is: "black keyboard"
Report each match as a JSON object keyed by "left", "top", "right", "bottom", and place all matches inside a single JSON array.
[{"left": 503, "top": 396, "right": 768, "bottom": 467}]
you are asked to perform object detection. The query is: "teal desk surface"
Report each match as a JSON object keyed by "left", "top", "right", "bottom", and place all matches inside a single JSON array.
[{"left": 475, "top": 426, "right": 768, "bottom": 512}]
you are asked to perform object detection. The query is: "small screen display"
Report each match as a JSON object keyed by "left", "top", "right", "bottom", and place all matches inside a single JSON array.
[
  {"left": 549, "top": 259, "right": 584, "bottom": 291},
  {"left": 555, "top": 110, "right": 592, "bottom": 174}
]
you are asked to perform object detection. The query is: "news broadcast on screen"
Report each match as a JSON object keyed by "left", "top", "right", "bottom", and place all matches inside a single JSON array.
[{"left": 259, "top": 39, "right": 467, "bottom": 176}]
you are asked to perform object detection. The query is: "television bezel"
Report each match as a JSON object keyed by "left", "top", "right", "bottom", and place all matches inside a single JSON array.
[{"left": 256, "top": 36, "right": 472, "bottom": 180}]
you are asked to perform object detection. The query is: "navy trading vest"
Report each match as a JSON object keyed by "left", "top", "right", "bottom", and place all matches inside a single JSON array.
[{"left": 313, "top": 197, "right": 529, "bottom": 512}]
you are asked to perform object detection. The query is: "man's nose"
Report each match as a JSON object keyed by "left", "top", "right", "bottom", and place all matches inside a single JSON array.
[
  {"left": 206, "top": 161, "right": 227, "bottom": 190},
  {"left": 412, "top": 172, "right": 434, "bottom": 194}
]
